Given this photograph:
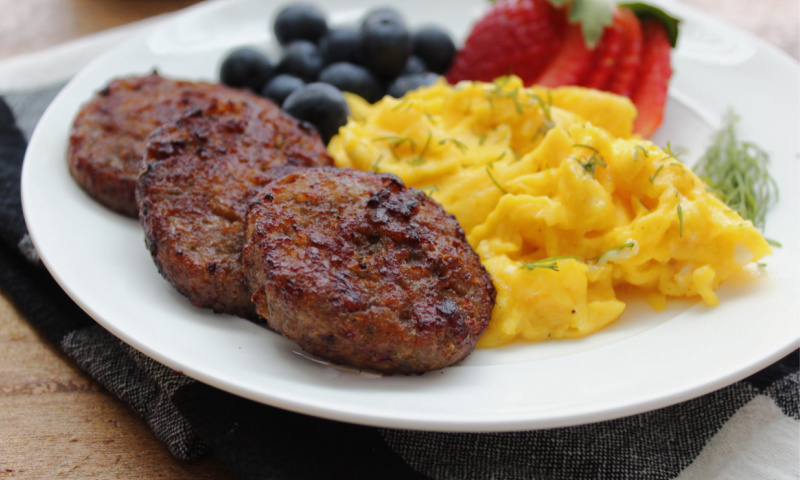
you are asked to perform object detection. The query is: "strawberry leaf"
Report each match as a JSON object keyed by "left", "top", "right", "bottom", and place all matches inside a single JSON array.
[
  {"left": 547, "top": 0, "right": 614, "bottom": 48},
  {"left": 619, "top": 2, "right": 681, "bottom": 47}
]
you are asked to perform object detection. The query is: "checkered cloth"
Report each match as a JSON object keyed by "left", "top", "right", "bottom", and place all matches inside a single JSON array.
[{"left": 1, "top": 85, "right": 797, "bottom": 480}]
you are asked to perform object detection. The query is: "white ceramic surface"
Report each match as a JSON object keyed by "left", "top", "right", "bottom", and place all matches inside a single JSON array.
[{"left": 21, "top": 0, "right": 800, "bottom": 431}]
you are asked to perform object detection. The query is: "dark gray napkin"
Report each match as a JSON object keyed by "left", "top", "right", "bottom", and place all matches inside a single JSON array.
[{"left": 1, "top": 85, "right": 797, "bottom": 480}]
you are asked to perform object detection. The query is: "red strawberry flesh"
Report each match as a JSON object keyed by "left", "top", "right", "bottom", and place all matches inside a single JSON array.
[
  {"left": 582, "top": 8, "right": 627, "bottom": 90},
  {"left": 446, "top": 0, "right": 567, "bottom": 85},
  {"left": 535, "top": 23, "right": 595, "bottom": 88},
  {"left": 631, "top": 18, "right": 672, "bottom": 137},
  {"left": 608, "top": 8, "right": 644, "bottom": 97}
]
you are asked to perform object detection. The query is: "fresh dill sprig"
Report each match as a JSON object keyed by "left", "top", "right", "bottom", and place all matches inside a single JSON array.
[
  {"left": 486, "top": 77, "right": 526, "bottom": 114},
  {"left": 519, "top": 256, "right": 583, "bottom": 272},
  {"left": 532, "top": 92, "right": 555, "bottom": 128},
  {"left": 439, "top": 137, "right": 468, "bottom": 153},
  {"left": 574, "top": 143, "right": 600, "bottom": 153},
  {"left": 588, "top": 241, "right": 636, "bottom": 264},
  {"left": 373, "top": 135, "right": 416, "bottom": 150},
  {"left": 766, "top": 238, "right": 782, "bottom": 248},
  {"left": 634, "top": 144, "right": 649, "bottom": 162},
  {"left": 420, "top": 185, "right": 439, "bottom": 197},
  {"left": 677, "top": 203, "right": 684, "bottom": 237},
  {"left": 409, "top": 131, "right": 433, "bottom": 165},
  {"left": 693, "top": 110, "right": 778, "bottom": 230},
  {"left": 649, "top": 164, "right": 664, "bottom": 183},
  {"left": 485, "top": 166, "right": 507, "bottom": 194},
  {"left": 370, "top": 154, "right": 384, "bottom": 172},
  {"left": 579, "top": 153, "right": 607, "bottom": 176},
  {"left": 663, "top": 142, "right": 682, "bottom": 161}
]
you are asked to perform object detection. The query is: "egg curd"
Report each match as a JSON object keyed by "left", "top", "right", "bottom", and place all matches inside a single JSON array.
[{"left": 328, "top": 76, "right": 772, "bottom": 348}]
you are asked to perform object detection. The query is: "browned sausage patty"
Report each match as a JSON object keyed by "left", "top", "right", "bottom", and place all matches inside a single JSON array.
[
  {"left": 68, "top": 72, "right": 261, "bottom": 217},
  {"left": 137, "top": 98, "right": 333, "bottom": 319},
  {"left": 242, "top": 167, "right": 496, "bottom": 374}
]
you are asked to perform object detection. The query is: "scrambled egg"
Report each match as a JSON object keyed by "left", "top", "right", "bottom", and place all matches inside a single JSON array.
[{"left": 328, "top": 76, "right": 772, "bottom": 348}]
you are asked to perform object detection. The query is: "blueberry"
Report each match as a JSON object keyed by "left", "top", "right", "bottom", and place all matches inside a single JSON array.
[
  {"left": 360, "top": 9, "right": 411, "bottom": 80},
  {"left": 319, "top": 27, "right": 363, "bottom": 66},
  {"left": 401, "top": 55, "right": 427, "bottom": 76},
  {"left": 386, "top": 72, "right": 439, "bottom": 98},
  {"left": 219, "top": 47, "right": 274, "bottom": 92},
  {"left": 277, "top": 40, "right": 324, "bottom": 82},
  {"left": 361, "top": 7, "right": 405, "bottom": 25},
  {"left": 273, "top": 3, "right": 328, "bottom": 45},
  {"left": 282, "top": 83, "right": 350, "bottom": 144},
  {"left": 412, "top": 26, "right": 456, "bottom": 74},
  {"left": 261, "top": 74, "right": 306, "bottom": 106},
  {"left": 318, "top": 63, "right": 382, "bottom": 103}
]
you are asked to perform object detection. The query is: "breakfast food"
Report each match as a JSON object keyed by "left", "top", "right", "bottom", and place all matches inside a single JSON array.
[
  {"left": 328, "top": 76, "right": 773, "bottom": 347},
  {"left": 67, "top": 72, "right": 263, "bottom": 216},
  {"left": 446, "top": 0, "right": 678, "bottom": 137},
  {"left": 243, "top": 167, "right": 495, "bottom": 373},
  {"left": 219, "top": 4, "right": 456, "bottom": 142},
  {"left": 137, "top": 97, "right": 333, "bottom": 319}
]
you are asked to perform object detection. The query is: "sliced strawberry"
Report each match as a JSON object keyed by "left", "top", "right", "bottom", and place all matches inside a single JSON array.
[
  {"left": 582, "top": 8, "right": 626, "bottom": 90},
  {"left": 447, "top": 0, "right": 567, "bottom": 85},
  {"left": 607, "top": 8, "right": 644, "bottom": 97},
  {"left": 631, "top": 19, "right": 673, "bottom": 137},
  {"left": 535, "top": 24, "right": 595, "bottom": 88}
]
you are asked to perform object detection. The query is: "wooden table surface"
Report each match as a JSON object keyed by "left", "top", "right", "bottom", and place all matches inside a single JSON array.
[{"left": 0, "top": 0, "right": 797, "bottom": 478}]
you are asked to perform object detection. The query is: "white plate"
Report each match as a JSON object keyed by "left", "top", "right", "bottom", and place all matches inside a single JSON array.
[{"left": 21, "top": 0, "right": 800, "bottom": 431}]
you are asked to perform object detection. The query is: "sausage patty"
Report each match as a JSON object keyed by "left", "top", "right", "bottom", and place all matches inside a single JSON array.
[
  {"left": 137, "top": 97, "right": 333, "bottom": 319},
  {"left": 242, "top": 167, "right": 496, "bottom": 374},
  {"left": 68, "top": 72, "right": 261, "bottom": 217}
]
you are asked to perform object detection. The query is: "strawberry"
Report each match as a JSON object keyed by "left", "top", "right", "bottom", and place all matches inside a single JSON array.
[
  {"left": 607, "top": 8, "right": 644, "bottom": 97},
  {"left": 446, "top": 0, "right": 678, "bottom": 138},
  {"left": 631, "top": 18, "right": 673, "bottom": 137},
  {"left": 446, "top": 0, "right": 567, "bottom": 85},
  {"left": 535, "top": 24, "right": 595, "bottom": 87},
  {"left": 582, "top": 8, "right": 627, "bottom": 90}
]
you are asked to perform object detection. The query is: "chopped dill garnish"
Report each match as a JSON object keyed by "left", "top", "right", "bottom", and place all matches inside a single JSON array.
[
  {"left": 579, "top": 153, "right": 607, "bottom": 176},
  {"left": 440, "top": 138, "right": 468, "bottom": 152},
  {"left": 391, "top": 98, "right": 411, "bottom": 111},
  {"left": 420, "top": 185, "right": 439, "bottom": 196},
  {"left": 693, "top": 110, "right": 778, "bottom": 230},
  {"left": 649, "top": 164, "right": 665, "bottom": 183},
  {"left": 574, "top": 143, "right": 600, "bottom": 153},
  {"left": 484, "top": 93, "right": 495, "bottom": 110},
  {"left": 485, "top": 167, "right": 507, "bottom": 194},
  {"left": 663, "top": 142, "right": 682, "bottom": 161},
  {"left": 370, "top": 154, "right": 384, "bottom": 172},
  {"left": 532, "top": 126, "right": 549, "bottom": 143},
  {"left": 588, "top": 241, "right": 636, "bottom": 263},
  {"left": 766, "top": 238, "right": 782, "bottom": 248},
  {"left": 486, "top": 77, "right": 525, "bottom": 114},
  {"left": 532, "top": 92, "right": 555, "bottom": 127},
  {"left": 409, "top": 131, "right": 433, "bottom": 165},
  {"left": 373, "top": 135, "right": 416, "bottom": 150},
  {"left": 479, "top": 134, "right": 487, "bottom": 146},
  {"left": 512, "top": 151, "right": 521, "bottom": 162},
  {"left": 677, "top": 203, "right": 684, "bottom": 237},
  {"left": 519, "top": 256, "right": 583, "bottom": 272},
  {"left": 634, "top": 144, "right": 649, "bottom": 162},
  {"left": 494, "top": 151, "right": 507, "bottom": 163}
]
